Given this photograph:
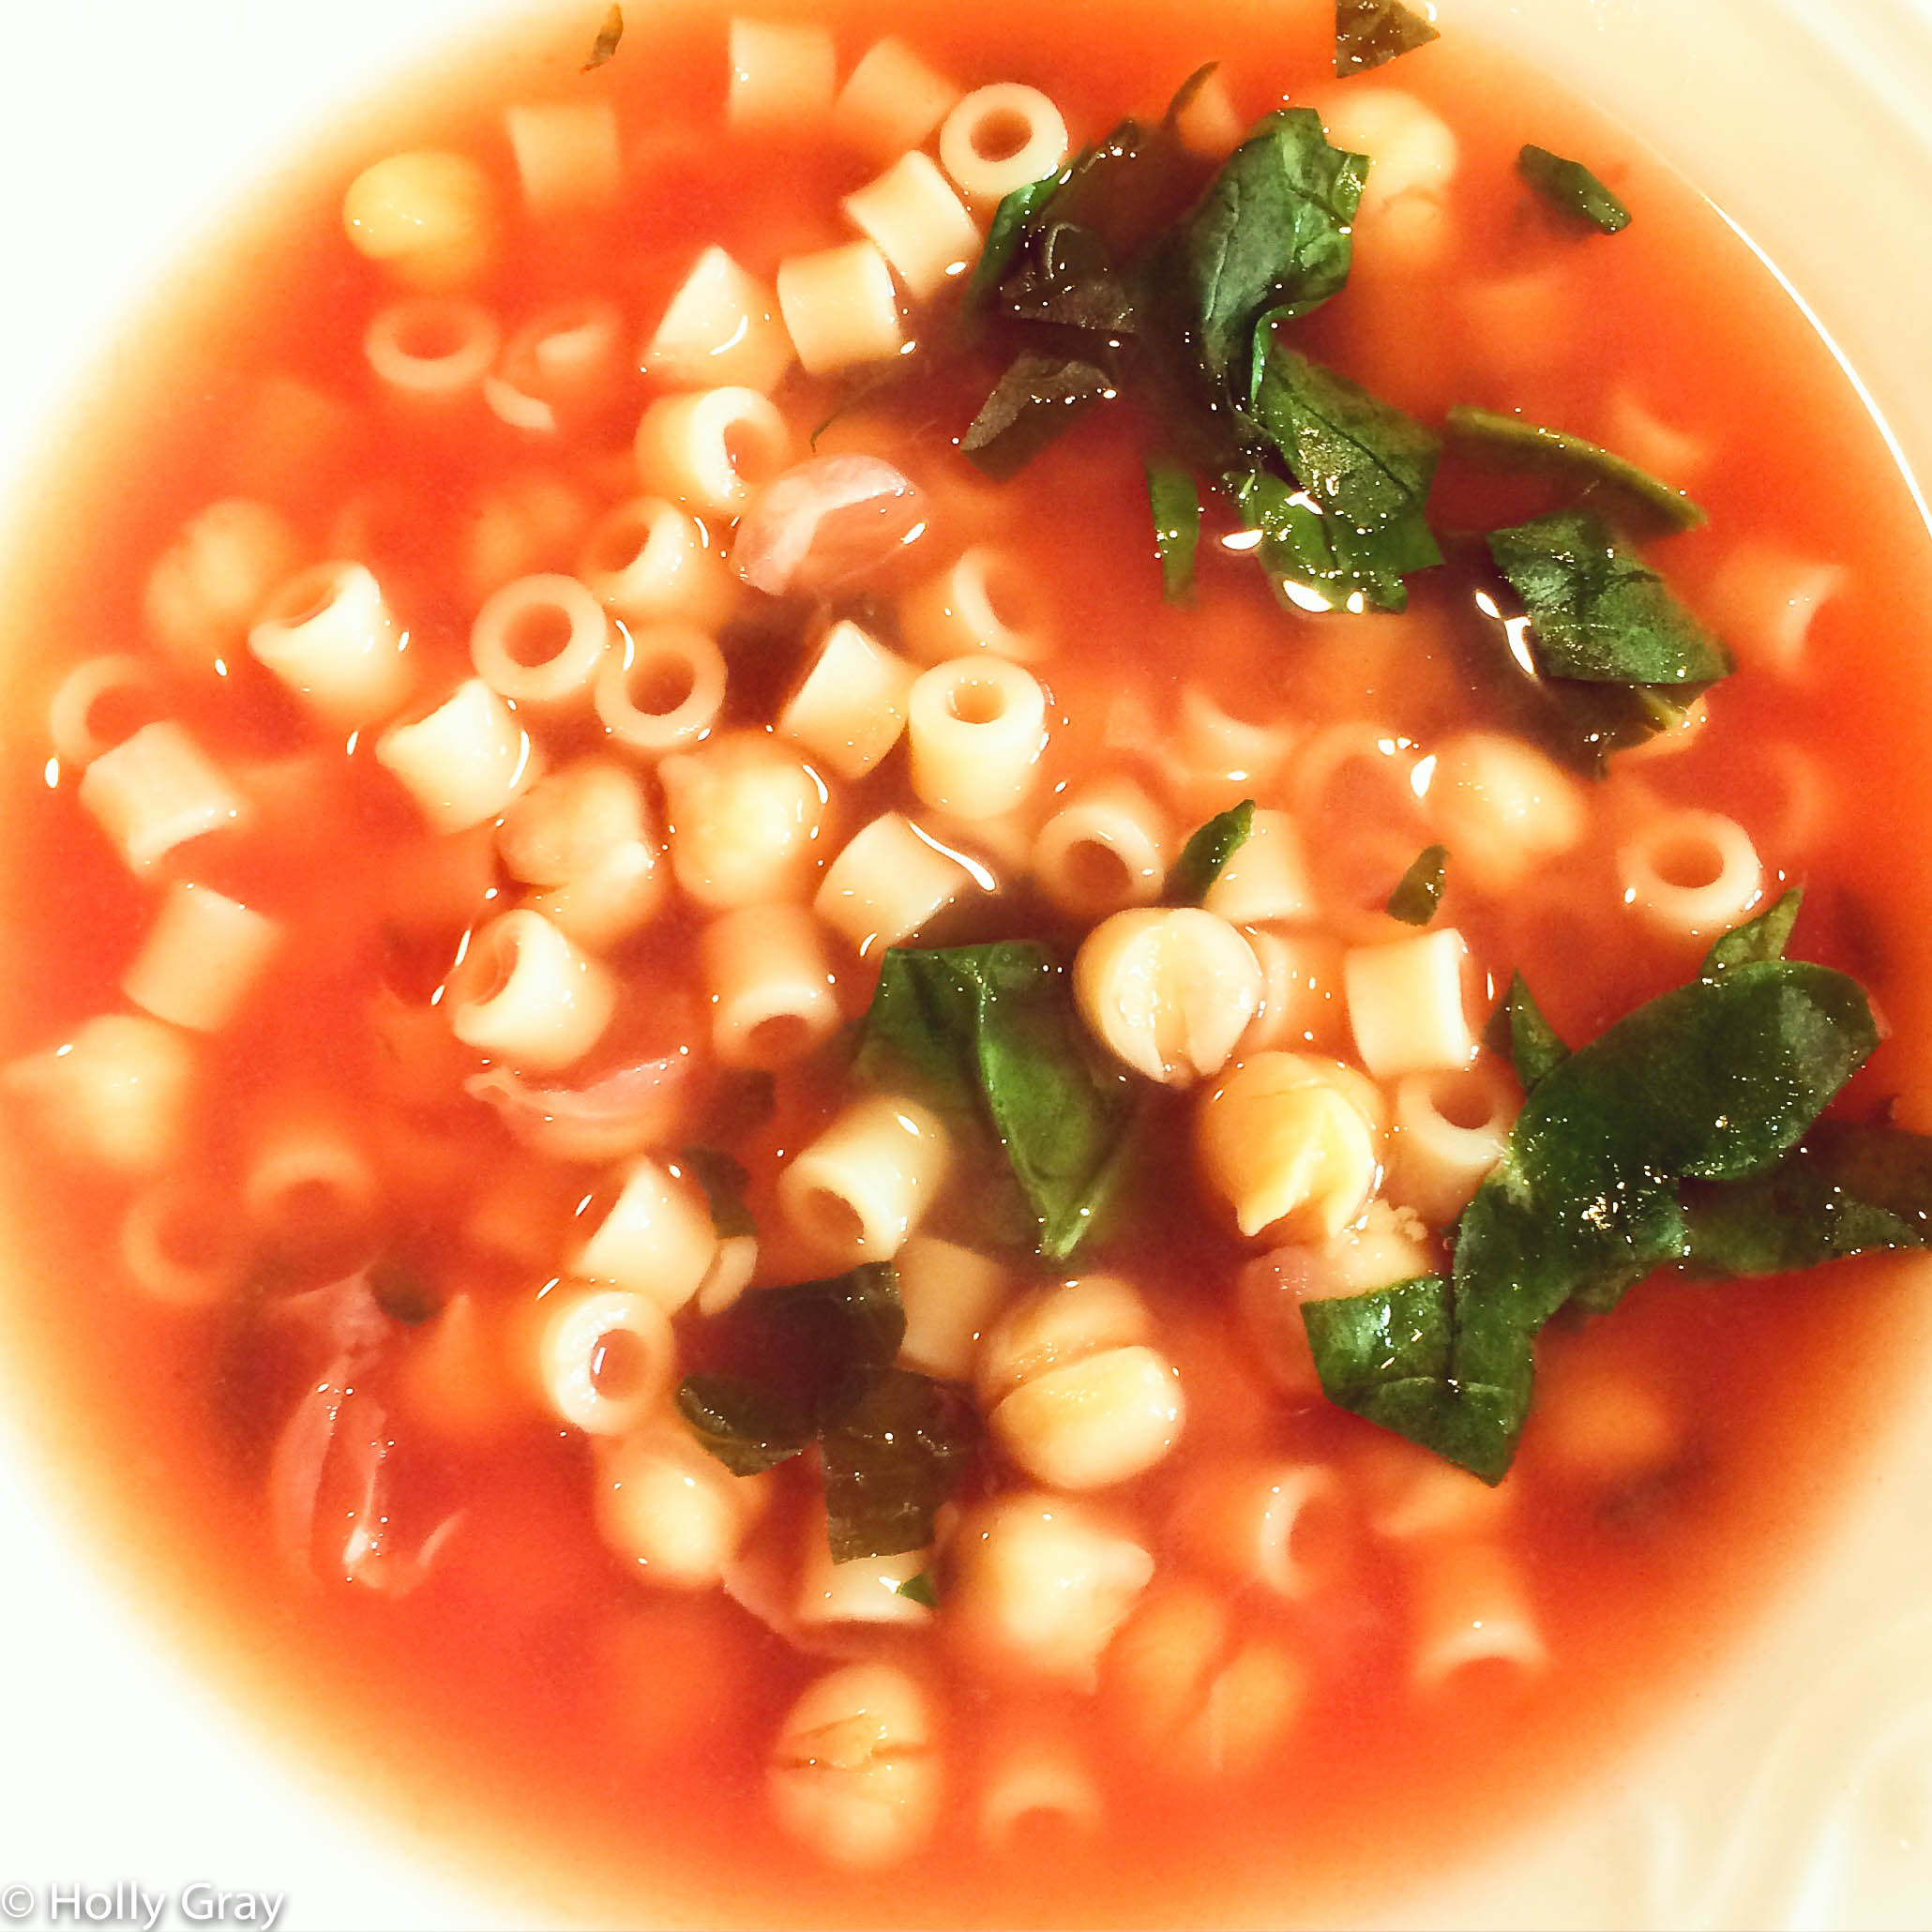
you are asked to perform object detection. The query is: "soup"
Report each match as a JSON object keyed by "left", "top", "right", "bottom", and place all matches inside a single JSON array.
[{"left": 4, "top": 0, "right": 1932, "bottom": 1924}]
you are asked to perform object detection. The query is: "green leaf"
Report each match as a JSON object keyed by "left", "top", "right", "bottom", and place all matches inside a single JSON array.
[
  {"left": 996, "top": 220, "right": 1143, "bottom": 336},
  {"left": 821, "top": 1370, "right": 982, "bottom": 1561},
  {"left": 581, "top": 3, "right": 623, "bottom": 70},
  {"left": 1385, "top": 844, "right": 1448, "bottom": 925},
  {"left": 1683, "top": 1123, "right": 1932, "bottom": 1278},
  {"left": 1176, "top": 108, "right": 1368, "bottom": 403},
  {"left": 961, "top": 353, "right": 1117, "bottom": 480},
  {"left": 1233, "top": 344, "right": 1443, "bottom": 612},
  {"left": 1336, "top": 0, "right": 1441, "bottom": 77},
  {"left": 1703, "top": 889, "right": 1803, "bottom": 977},
  {"left": 676, "top": 1375, "right": 814, "bottom": 1476},
  {"left": 966, "top": 175, "right": 1064, "bottom": 314},
  {"left": 1445, "top": 404, "right": 1706, "bottom": 535},
  {"left": 679, "top": 1145, "right": 757, "bottom": 1238},
  {"left": 1306, "top": 956, "right": 1880, "bottom": 1480},
  {"left": 1487, "top": 507, "right": 1729, "bottom": 686},
  {"left": 1518, "top": 144, "right": 1632, "bottom": 234},
  {"left": 1164, "top": 62, "right": 1221, "bottom": 129},
  {"left": 1167, "top": 799, "right": 1256, "bottom": 904},
  {"left": 895, "top": 1571, "right": 940, "bottom": 1608},
  {"left": 854, "top": 943, "right": 1141, "bottom": 1260},
  {"left": 1484, "top": 971, "right": 1569, "bottom": 1090},
  {"left": 1146, "top": 458, "right": 1203, "bottom": 601}
]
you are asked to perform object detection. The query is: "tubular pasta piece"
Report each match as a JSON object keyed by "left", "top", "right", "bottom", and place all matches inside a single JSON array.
[
  {"left": 249, "top": 560, "right": 415, "bottom": 729},
  {"left": 449, "top": 909, "right": 617, "bottom": 1074},
  {"left": 899, "top": 545, "right": 1052, "bottom": 662},
  {"left": 1172, "top": 1460, "right": 1353, "bottom": 1602},
  {"left": 1390, "top": 1061, "right": 1517, "bottom": 1226},
  {"left": 365, "top": 297, "right": 502, "bottom": 402},
  {"left": 834, "top": 37, "right": 962, "bottom": 160},
  {"left": 341, "top": 149, "right": 498, "bottom": 290},
  {"left": 374, "top": 677, "right": 541, "bottom": 833},
  {"left": 1408, "top": 1540, "right": 1548, "bottom": 1692},
  {"left": 906, "top": 657, "right": 1047, "bottom": 817},
  {"left": 795, "top": 1538, "right": 934, "bottom": 1630},
  {"left": 1201, "top": 808, "right": 1313, "bottom": 927},
  {"left": 696, "top": 1232, "right": 760, "bottom": 1316},
  {"left": 728, "top": 18, "right": 837, "bottom": 133},
  {"left": 635, "top": 387, "right": 792, "bottom": 517},
  {"left": 537, "top": 1284, "right": 675, "bottom": 1436},
  {"left": 776, "top": 241, "right": 905, "bottom": 375},
  {"left": 484, "top": 299, "right": 626, "bottom": 436},
  {"left": 778, "top": 1093, "right": 952, "bottom": 1264},
  {"left": 596, "top": 1428, "right": 772, "bottom": 1588},
  {"left": 1344, "top": 928, "right": 1478, "bottom": 1079},
  {"left": 571, "top": 1156, "right": 718, "bottom": 1315},
  {"left": 939, "top": 84, "right": 1070, "bottom": 210},
  {"left": 1033, "top": 778, "right": 1170, "bottom": 920},
  {"left": 595, "top": 622, "right": 728, "bottom": 758},
  {"left": 1704, "top": 540, "right": 1848, "bottom": 680},
  {"left": 1426, "top": 732, "right": 1587, "bottom": 896},
  {"left": 470, "top": 571, "right": 611, "bottom": 711},
  {"left": 777, "top": 619, "right": 913, "bottom": 779},
  {"left": 47, "top": 654, "right": 159, "bottom": 770},
  {"left": 120, "top": 1175, "right": 246, "bottom": 1308},
  {"left": 702, "top": 901, "right": 841, "bottom": 1070},
  {"left": 658, "top": 732, "right": 826, "bottom": 909},
  {"left": 505, "top": 101, "right": 622, "bottom": 218},
  {"left": 843, "top": 151, "right": 980, "bottom": 299},
  {"left": 813, "top": 811, "right": 973, "bottom": 956},
  {"left": 641, "top": 247, "right": 793, "bottom": 396},
  {"left": 78, "top": 721, "right": 250, "bottom": 875},
  {"left": 1240, "top": 926, "right": 1349, "bottom": 1057},
  {"left": 893, "top": 1236, "right": 1011, "bottom": 1381},
  {"left": 978, "top": 1738, "right": 1102, "bottom": 1849},
  {"left": 578, "top": 496, "right": 737, "bottom": 628},
  {"left": 240, "top": 1111, "right": 379, "bottom": 1260},
  {"left": 122, "top": 883, "right": 280, "bottom": 1035},
  {"left": 1617, "top": 808, "right": 1764, "bottom": 941}
]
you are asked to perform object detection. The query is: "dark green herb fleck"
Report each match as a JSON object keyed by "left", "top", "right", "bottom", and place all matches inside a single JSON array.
[
  {"left": 1446, "top": 404, "right": 1705, "bottom": 534},
  {"left": 895, "top": 1571, "right": 941, "bottom": 1608},
  {"left": 1385, "top": 844, "right": 1448, "bottom": 925},
  {"left": 1146, "top": 458, "right": 1203, "bottom": 601},
  {"left": 1518, "top": 143, "right": 1631, "bottom": 234},
  {"left": 1167, "top": 799, "right": 1256, "bottom": 904},
  {"left": 679, "top": 1145, "right": 757, "bottom": 1239},
  {"left": 1336, "top": 0, "right": 1441, "bottom": 77},
  {"left": 581, "top": 4, "right": 623, "bottom": 71},
  {"left": 823, "top": 1371, "right": 981, "bottom": 1561},
  {"left": 961, "top": 355, "right": 1117, "bottom": 481}
]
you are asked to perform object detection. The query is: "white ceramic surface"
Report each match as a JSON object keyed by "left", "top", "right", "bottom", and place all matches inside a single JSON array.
[{"left": 2, "top": 4, "right": 1931, "bottom": 1929}]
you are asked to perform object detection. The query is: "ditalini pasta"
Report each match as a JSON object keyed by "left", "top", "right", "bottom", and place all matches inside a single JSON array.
[{"left": 9, "top": 4, "right": 1932, "bottom": 1924}]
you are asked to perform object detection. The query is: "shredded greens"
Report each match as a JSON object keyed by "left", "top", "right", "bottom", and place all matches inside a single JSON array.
[
  {"left": 1385, "top": 844, "right": 1448, "bottom": 925},
  {"left": 1446, "top": 404, "right": 1706, "bottom": 535},
  {"left": 1167, "top": 799, "right": 1256, "bottom": 904},
  {"left": 1336, "top": 0, "right": 1441, "bottom": 77},
  {"left": 1518, "top": 143, "right": 1632, "bottom": 234},
  {"left": 1146, "top": 458, "right": 1204, "bottom": 601}
]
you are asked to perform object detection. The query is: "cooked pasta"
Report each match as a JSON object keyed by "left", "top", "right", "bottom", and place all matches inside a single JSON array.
[
  {"left": 485, "top": 300, "right": 627, "bottom": 436},
  {"left": 537, "top": 1285, "right": 676, "bottom": 1436},
  {"left": 122, "top": 883, "right": 280, "bottom": 1035},
  {"left": 571, "top": 1156, "right": 719, "bottom": 1314},
  {"left": 727, "top": 17, "right": 838, "bottom": 132},
  {"left": 1617, "top": 808, "right": 1764, "bottom": 940},
  {"left": 577, "top": 496, "right": 737, "bottom": 629},
  {"left": 701, "top": 901, "right": 842, "bottom": 1069},
  {"left": 658, "top": 732, "right": 826, "bottom": 907},
  {"left": 1389, "top": 1060, "right": 1519, "bottom": 1224},
  {"left": 504, "top": 101, "right": 622, "bottom": 218},
  {"left": 249, "top": 560, "right": 414, "bottom": 729},
  {"left": 374, "top": 678, "right": 540, "bottom": 832},
  {"left": 776, "top": 241, "right": 906, "bottom": 374},
  {"left": 1033, "top": 779, "right": 1171, "bottom": 920},
  {"left": 898, "top": 545, "right": 1052, "bottom": 662},
  {"left": 843, "top": 152, "right": 981, "bottom": 299},
  {"left": 833, "top": 36, "right": 962, "bottom": 159},
  {"left": 906, "top": 657, "right": 1048, "bottom": 816},
  {"left": 119, "top": 1176, "right": 245, "bottom": 1308},
  {"left": 641, "top": 247, "right": 794, "bottom": 396},
  {"left": 634, "top": 386, "right": 792, "bottom": 516},
  {"left": 1407, "top": 1541, "right": 1548, "bottom": 1693},
  {"left": 893, "top": 1236, "right": 1012, "bottom": 1381},
  {"left": 46, "top": 654, "right": 158, "bottom": 770},
  {"left": 777, "top": 618, "right": 915, "bottom": 779},
  {"left": 595, "top": 1428, "right": 771, "bottom": 1588},
  {"left": 2, "top": 1013, "right": 197, "bottom": 1178},
  {"left": 143, "top": 498, "right": 301, "bottom": 670},
  {"left": 1344, "top": 928, "right": 1478, "bottom": 1079},
  {"left": 447, "top": 909, "right": 618, "bottom": 1072},
  {"left": 813, "top": 810, "right": 975, "bottom": 954},
  {"left": 364, "top": 297, "right": 502, "bottom": 402},
  {"left": 778, "top": 1094, "right": 953, "bottom": 1263},
  {"left": 78, "top": 720, "right": 250, "bottom": 874},
  {"left": 938, "top": 83, "right": 1071, "bottom": 208}
]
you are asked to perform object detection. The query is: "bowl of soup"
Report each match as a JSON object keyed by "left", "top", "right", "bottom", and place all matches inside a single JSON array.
[{"left": 3, "top": 1, "right": 1932, "bottom": 1927}]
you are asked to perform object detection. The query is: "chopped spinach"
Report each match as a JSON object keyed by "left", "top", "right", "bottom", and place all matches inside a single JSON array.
[
  {"left": 1336, "top": 0, "right": 1441, "bottom": 76},
  {"left": 1484, "top": 971, "right": 1569, "bottom": 1090},
  {"left": 967, "top": 175, "right": 1064, "bottom": 314},
  {"left": 961, "top": 354, "right": 1117, "bottom": 480},
  {"left": 854, "top": 943, "right": 1141, "bottom": 1260},
  {"left": 1446, "top": 404, "right": 1706, "bottom": 535},
  {"left": 1385, "top": 843, "right": 1448, "bottom": 925},
  {"left": 895, "top": 1570, "right": 941, "bottom": 1608},
  {"left": 1487, "top": 508, "right": 1728, "bottom": 686},
  {"left": 1174, "top": 108, "right": 1368, "bottom": 407},
  {"left": 1306, "top": 924, "right": 1881, "bottom": 1481},
  {"left": 1233, "top": 344, "right": 1443, "bottom": 612},
  {"left": 581, "top": 3, "right": 623, "bottom": 70},
  {"left": 822, "top": 1370, "right": 981, "bottom": 1560},
  {"left": 1702, "top": 888, "right": 1802, "bottom": 976},
  {"left": 1518, "top": 143, "right": 1632, "bottom": 234},
  {"left": 1167, "top": 799, "right": 1256, "bottom": 904},
  {"left": 1146, "top": 458, "right": 1203, "bottom": 600}
]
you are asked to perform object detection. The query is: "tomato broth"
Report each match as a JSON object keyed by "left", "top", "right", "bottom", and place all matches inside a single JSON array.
[{"left": 3, "top": 1, "right": 1932, "bottom": 1925}]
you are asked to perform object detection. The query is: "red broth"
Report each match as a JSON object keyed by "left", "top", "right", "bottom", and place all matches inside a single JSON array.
[{"left": 3, "top": 0, "right": 1932, "bottom": 1924}]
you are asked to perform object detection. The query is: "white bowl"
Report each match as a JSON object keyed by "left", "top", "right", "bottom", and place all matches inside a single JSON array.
[{"left": 2, "top": 4, "right": 1931, "bottom": 1928}]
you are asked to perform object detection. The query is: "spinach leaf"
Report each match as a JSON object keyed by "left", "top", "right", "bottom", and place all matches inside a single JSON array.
[
  {"left": 1306, "top": 946, "right": 1880, "bottom": 1480},
  {"left": 1167, "top": 798, "right": 1256, "bottom": 904},
  {"left": 678, "top": 1374, "right": 815, "bottom": 1476},
  {"left": 581, "top": 4, "right": 623, "bottom": 70},
  {"left": 1146, "top": 458, "right": 1203, "bottom": 601},
  {"left": 1446, "top": 404, "right": 1706, "bottom": 535},
  {"left": 822, "top": 1370, "right": 982, "bottom": 1560},
  {"left": 1683, "top": 1122, "right": 1932, "bottom": 1278},
  {"left": 1336, "top": 0, "right": 1441, "bottom": 76},
  {"left": 1386, "top": 844, "right": 1448, "bottom": 925},
  {"left": 962, "top": 353, "right": 1118, "bottom": 479},
  {"left": 1487, "top": 507, "right": 1728, "bottom": 686},
  {"left": 1234, "top": 345, "right": 1443, "bottom": 612},
  {"left": 895, "top": 1571, "right": 941, "bottom": 1607},
  {"left": 996, "top": 220, "right": 1143, "bottom": 336},
  {"left": 1703, "top": 888, "right": 1802, "bottom": 976},
  {"left": 967, "top": 175, "right": 1064, "bottom": 313},
  {"left": 679, "top": 1145, "right": 756, "bottom": 1238},
  {"left": 1175, "top": 109, "right": 1368, "bottom": 404},
  {"left": 854, "top": 943, "right": 1140, "bottom": 1260},
  {"left": 1518, "top": 144, "right": 1632, "bottom": 234},
  {"left": 1484, "top": 971, "right": 1569, "bottom": 1090}
]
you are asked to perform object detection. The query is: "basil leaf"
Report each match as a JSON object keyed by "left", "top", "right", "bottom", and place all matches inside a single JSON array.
[
  {"left": 822, "top": 1370, "right": 982, "bottom": 1561},
  {"left": 1488, "top": 508, "right": 1728, "bottom": 686},
  {"left": 967, "top": 175, "right": 1064, "bottom": 313},
  {"left": 854, "top": 943, "right": 1140, "bottom": 1260},
  {"left": 895, "top": 1571, "right": 941, "bottom": 1608},
  {"left": 1518, "top": 144, "right": 1632, "bottom": 234},
  {"left": 1306, "top": 955, "right": 1879, "bottom": 1480},
  {"left": 1484, "top": 971, "right": 1569, "bottom": 1090},
  {"left": 1176, "top": 108, "right": 1368, "bottom": 403},
  {"left": 1386, "top": 844, "right": 1448, "bottom": 925},
  {"left": 680, "top": 1145, "right": 756, "bottom": 1238},
  {"left": 1336, "top": 0, "right": 1441, "bottom": 77},
  {"left": 1146, "top": 458, "right": 1203, "bottom": 601},
  {"left": 962, "top": 353, "right": 1117, "bottom": 480},
  {"left": 996, "top": 220, "right": 1143, "bottom": 336},
  {"left": 1167, "top": 799, "right": 1256, "bottom": 904},
  {"left": 677, "top": 1375, "right": 814, "bottom": 1476},
  {"left": 581, "top": 3, "right": 623, "bottom": 70},
  {"left": 1703, "top": 888, "right": 1802, "bottom": 977},
  {"left": 1234, "top": 344, "right": 1443, "bottom": 612},
  {"left": 1683, "top": 1122, "right": 1932, "bottom": 1278},
  {"left": 1446, "top": 404, "right": 1706, "bottom": 535}
]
